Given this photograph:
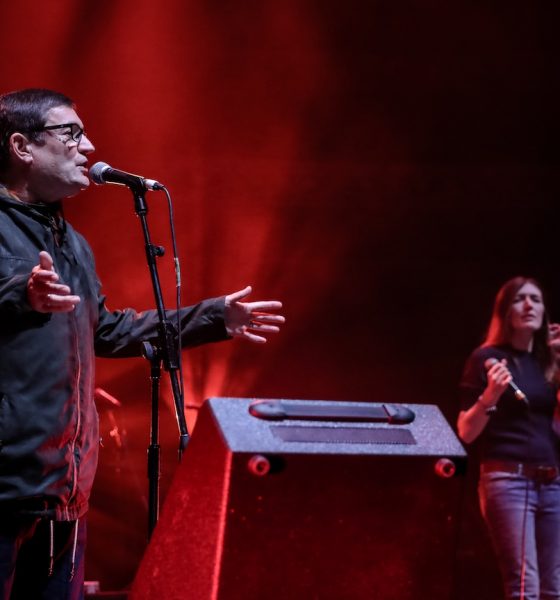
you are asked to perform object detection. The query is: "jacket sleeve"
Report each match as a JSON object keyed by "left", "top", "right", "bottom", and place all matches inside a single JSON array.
[
  {"left": 94, "top": 293, "right": 231, "bottom": 358},
  {"left": 0, "top": 250, "right": 50, "bottom": 328},
  {"left": 0, "top": 264, "right": 34, "bottom": 316}
]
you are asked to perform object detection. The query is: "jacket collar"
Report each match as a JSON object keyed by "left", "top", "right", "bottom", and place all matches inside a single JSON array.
[{"left": 0, "top": 183, "right": 63, "bottom": 223}]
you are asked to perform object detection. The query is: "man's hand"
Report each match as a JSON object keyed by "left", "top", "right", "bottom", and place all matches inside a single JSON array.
[
  {"left": 27, "top": 251, "right": 81, "bottom": 313},
  {"left": 224, "top": 286, "right": 284, "bottom": 343}
]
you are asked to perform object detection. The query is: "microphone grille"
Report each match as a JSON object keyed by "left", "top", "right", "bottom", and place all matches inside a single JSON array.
[
  {"left": 89, "top": 161, "right": 110, "bottom": 184},
  {"left": 484, "top": 357, "right": 499, "bottom": 370}
]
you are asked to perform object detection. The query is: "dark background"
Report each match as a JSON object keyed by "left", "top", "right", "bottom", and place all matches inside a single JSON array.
[{"left": 1, "top": 1, "right": 559, "bottom": 596}]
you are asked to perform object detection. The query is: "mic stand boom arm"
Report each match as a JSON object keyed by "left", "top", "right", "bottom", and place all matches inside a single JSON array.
[{"left": 129, "top": 184, "right": 189, "bottom": 537}]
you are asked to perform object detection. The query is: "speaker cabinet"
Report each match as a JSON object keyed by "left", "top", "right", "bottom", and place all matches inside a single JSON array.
[{"left": 131, "top": 398, "right": 466, "bottom": 600}]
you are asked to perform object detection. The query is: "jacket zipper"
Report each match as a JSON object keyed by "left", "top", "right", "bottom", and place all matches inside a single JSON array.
[{"left": 65, "top": 307, "right": 82, "bottom": 518}]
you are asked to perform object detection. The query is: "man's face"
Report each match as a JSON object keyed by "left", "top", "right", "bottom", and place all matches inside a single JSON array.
[{"left": 27, "top": 105, "right": 95, "bottom": 202}]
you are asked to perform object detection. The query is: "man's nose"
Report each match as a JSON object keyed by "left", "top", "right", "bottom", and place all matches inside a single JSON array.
[{"left": 78, "top": 134, "right": 95, "bottom": 154}]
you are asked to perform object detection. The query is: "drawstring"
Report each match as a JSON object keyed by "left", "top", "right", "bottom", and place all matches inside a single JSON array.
[
  {"left": 47, "top": 518, "right": 79, "bottom": 581},
  {"left": 69, "top": 518, "right": 79, "bottom": 582},
  {"left": 48, "top": 520, "right": 54, "bottom": 577}
]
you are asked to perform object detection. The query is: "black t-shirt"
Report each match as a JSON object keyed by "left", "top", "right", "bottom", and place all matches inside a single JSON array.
[{"left": 459, "top": 344, "right": 560, "bottom": 465}]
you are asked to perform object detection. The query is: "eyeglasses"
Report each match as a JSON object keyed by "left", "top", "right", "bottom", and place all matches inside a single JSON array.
[{"left": 35, "top": 122, "right": 85, "bottom": 144}]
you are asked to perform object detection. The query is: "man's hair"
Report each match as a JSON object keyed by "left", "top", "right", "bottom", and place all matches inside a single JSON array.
[{"left": 0, "top": 88, "right": 74, "bottom": 173}]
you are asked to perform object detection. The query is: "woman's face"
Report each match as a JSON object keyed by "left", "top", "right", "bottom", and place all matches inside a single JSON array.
[{"left": 508, "top": 282, "right": 545, "bottom": 334}]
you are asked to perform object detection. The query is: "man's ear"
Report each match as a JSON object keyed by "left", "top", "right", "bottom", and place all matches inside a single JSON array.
[{"left": 9, "top": 132, "right": 34, "bottom": 165}]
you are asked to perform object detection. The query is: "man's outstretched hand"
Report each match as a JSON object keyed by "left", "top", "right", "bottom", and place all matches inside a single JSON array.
[
  {"left": 27, "top": 251, "right": 81, "bottom": 313},
  {"left": 224, "top": 286, "right": 285, "bottom": 343}
]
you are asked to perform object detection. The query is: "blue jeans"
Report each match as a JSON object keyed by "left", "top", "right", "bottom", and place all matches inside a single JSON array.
[
  {"left": 0, "top": 516, "right": 86, "bottom": 600},
  {"left": 479, "top": 471, "right": 560, "bottom": 600}
]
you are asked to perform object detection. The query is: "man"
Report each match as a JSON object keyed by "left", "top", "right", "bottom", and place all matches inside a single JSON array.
[{"left": 0, "top": 88, "right": 284, "bottom": 599}]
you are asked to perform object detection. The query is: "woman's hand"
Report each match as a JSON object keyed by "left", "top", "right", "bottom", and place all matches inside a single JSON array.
[
  {"left": 549, "top": 323, "right": 560, "bottom": 359},
  {"left": 457, "top": 358, "right": 512, "bottom": 444},
  {"left": 484, "top": 359, "right": 512, "bottom": 405}
]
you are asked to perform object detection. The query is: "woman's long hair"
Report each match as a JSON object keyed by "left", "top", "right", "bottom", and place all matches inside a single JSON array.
[{"left": 483, "top": 276, "right": 555, "bottom": 380}]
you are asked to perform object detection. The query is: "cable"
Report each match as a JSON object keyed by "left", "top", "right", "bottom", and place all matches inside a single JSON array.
[
  {"left": 160, "top": 185, "right": 185, "bottom": 416},
  {"left": 515, "top": 353, "right": 531, "bottom": 599},
  {"left": 519, "top": 474, "right": 530, "bottom": 599}
]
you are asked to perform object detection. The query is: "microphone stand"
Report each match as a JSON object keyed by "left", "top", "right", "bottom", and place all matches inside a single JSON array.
[{"left": 128, "top": 182, "right": 189, "bottom": 538}]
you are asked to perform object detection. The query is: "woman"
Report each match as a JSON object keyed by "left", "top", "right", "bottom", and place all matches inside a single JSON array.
[{"left": 457, "top": 277, "right": 560, "bottom": 600}]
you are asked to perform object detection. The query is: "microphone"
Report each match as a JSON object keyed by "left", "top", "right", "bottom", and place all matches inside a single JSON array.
[
  {"left": 484, "top": 358, "right": 528, "bottom": 403},
  {"left": 89, "top": 161, "right": 164, "bottom": 191}
]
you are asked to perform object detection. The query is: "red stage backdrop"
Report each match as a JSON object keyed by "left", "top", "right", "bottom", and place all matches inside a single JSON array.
[{"left": 0, "top": 1, "right": 557, "bottom": 597}]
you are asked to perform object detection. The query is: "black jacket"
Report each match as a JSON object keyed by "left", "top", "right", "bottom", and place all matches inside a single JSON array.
[{"left": 0, "top": 186, "right": 228, "bottom": 520}]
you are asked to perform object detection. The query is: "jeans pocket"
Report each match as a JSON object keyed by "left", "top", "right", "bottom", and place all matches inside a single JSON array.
[{"left": 479, "top": 470, "right": 529, "bottom": 511}]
